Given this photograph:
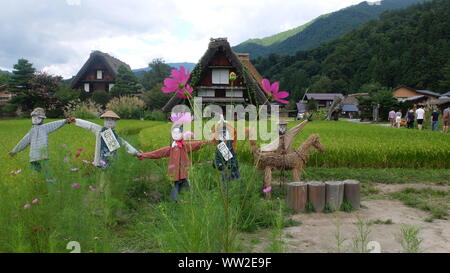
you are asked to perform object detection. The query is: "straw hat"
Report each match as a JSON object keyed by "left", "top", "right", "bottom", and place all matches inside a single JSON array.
[
  {"left": 31, "top": 108, "right": 46, "bottom": 119},
  {"left": 100, "top": 110, "right": 120, "bottom": 120}
]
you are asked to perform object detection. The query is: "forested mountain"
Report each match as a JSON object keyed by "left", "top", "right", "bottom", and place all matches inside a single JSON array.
[
  {"left": 252, "top": 0, "right": 450, "bottom": 103},
  {"left": 232, "top": 0, "right": 429, "bottom": 58},
  {"left": 133, "top": 62, "right": 195, "bottom": 78}
]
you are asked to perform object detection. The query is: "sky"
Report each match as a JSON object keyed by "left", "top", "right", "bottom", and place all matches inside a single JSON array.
[{"left": 0, "top": 0, "right": 365, "bottom": 78}]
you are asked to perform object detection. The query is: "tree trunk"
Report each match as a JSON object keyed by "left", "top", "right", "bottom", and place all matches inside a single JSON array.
[
  {"left": 325, "top": 181, "right": 344, "bottom": 211},
  {"left": 307, "top": 181, "right": 326, "bottom": 212},
  {"left": 344, "top": 180, "right": 360, "bottom": 209},
  {"left": 286, "top": 182, "right": 307, "bottom": 212}
]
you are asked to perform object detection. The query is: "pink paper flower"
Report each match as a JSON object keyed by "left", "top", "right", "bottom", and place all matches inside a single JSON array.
[
  {"left": 32, "top": 198, "right": 39, "bottom": 204},
  {"left": 23, "top": 204, "right": 31, "bottom": 210},
  {"left": 261, "top": 79, "right": 289, "bottom": 104},
  {"left": 10, "top": 169, "right": 22, "bottom": 175},
  {"left": 71, "top": 183, "right": 81, "bottom": 188},
  {"left": 170, "top": 112, "right": 194, "bottom": 124},
  {"left": 71, "top": 168, "right": 79, "bottom": 172},
  {"left": 263, "top": 186, "right": 272, "bottom": 193},
  {"left": 183, "top": 131, "right": 195, "bottom": 139},
  {"left": 161, "top": 66, "right": 193, "bottom": 98}
]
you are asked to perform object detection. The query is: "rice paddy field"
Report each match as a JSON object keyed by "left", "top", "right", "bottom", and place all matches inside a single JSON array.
[{"left": 0, "top": 118, "right": 448, "bottom": 253}]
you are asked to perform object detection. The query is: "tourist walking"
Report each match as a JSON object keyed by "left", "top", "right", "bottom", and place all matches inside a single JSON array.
[
  {"left": 431, "top": 108, "right": 439, "bottom": 131},
  {"left": 388, "top": 110, "right": 396, "bottom": 127},
  {"left": 443, "top": 106, "right": 450, "bottom": 134},
  {"left": 407, "top": 109, "right": 415, "bottom": 129},
  {"left": 415, "top": 106, "right": 425, "bottom": 130},
  {"left": 395, "top": 110, "right": 402, "bottom": 128}
]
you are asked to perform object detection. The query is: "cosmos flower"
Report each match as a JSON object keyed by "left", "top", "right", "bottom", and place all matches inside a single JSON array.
[
  {"left": 76, "top": 148, "right": 84, "bottom": 152},
  {"left": 75, "top": 153, "right": 81, "bottom": 158},
  {"left": 71, "top": 183, "right": 81, "bottom": 188},
  {"left": 32, "top": 198, "right": 39, "bottom": 204},
  {"left": 261, "top": 79, "right": 289, "bottom": 104},
  {"left": 263, "top": 186, "right": 272, "bottom": 193},
  {"left": 82, "top": 160, "right": 90, "bottom": 164},
  {"left": 23, "top": 204, "right": 31, "bottom": 210},
  {"left": 71, "top": 168, "right": 79, "bottom": 172},
  {"left": 161, "top": 66, "right": 193, "bottom": 98},
  {"left": 170, "top": 112, "right": 194, "bottom": 124},
  {"left": 10, "top": 169, "right": 22, "bottom": 175}
]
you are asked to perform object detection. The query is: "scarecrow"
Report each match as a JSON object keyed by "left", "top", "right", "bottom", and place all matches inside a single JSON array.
[
  {"left": 137, "top": 115, "right": 212, "bottom": 201},
  {"left": 74, "top": 110, "right": 140, "bottom": 169},
  {"left": 211, "top": 115, "right": 240, "bottom": 183},
  {"left": 9, "top": 108, "right": 74, "bottom": 173}
]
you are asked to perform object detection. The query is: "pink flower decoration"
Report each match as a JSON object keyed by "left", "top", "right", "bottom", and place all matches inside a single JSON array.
[
  {"left": 183, "top": 131, "right": 195, "bottom": 139},
  {"left": 263, "top": 186, "right": 272, "bottom": 193},
  {"left": 71, "top": 183, "right": 81, "bottom": 188},
  {"left": 10, "top": 169, "right": 22, "bottom": 175},
  {"left": 261, "top": 79, "right": 289, "bottom": 104},
  {"left": 170, "top": 112, "right": 194, "bottom": 124},
  {"left": 77, "top": 148, "right": 84, "bottom": 152},
  {"left": 23, "top": 204, "right": 31, "bottom": 210},
  {"left": 71, "top": 168, "right": 79, "bottom": 172},
  {"left": 161, "top": 66, "right": 193, "bottom": 98},
  {"left": 32, "top": 198, "right": 39, "bottom": 204}
]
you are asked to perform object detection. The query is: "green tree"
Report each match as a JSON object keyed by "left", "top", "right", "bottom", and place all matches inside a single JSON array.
[
  {"left": 8, "top": 59, "right": 35, "bottom": 94},
  {"left": 110, "top": 65, "right": 140, "bottom": 97},
  {"left": 143, "top": 83, "right": 173, "bottom": 111},
  {"left": 439, "top": 61, "right": 450, "bottom": 92},
  {"left": 307, "top": 99, "right": 317, "bottom": 111},
  {"left": 310, "top": 75, "right": 332, "bottom": 93},
  {"left": 140, "top": 58, "right": 171, "bottom": 90},
  {"left": 92, "top": 90, "right": 111, "bottom": 107}
]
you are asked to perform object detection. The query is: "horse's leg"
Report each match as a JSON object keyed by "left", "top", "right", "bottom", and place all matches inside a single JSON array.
[{"left": 264, "top": 166, "right": 272, "bottom": 200}]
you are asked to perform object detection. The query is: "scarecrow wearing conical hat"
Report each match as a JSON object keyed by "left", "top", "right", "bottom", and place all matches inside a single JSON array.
[
  {"left": 9, "top": 108, "right": 75, "bottom": 173},
  {"left": 137, "top": 113, "right": 213, "bottom": 201},
  {"left": 74, "top": 110, "right": 140, "bottom": 169}
]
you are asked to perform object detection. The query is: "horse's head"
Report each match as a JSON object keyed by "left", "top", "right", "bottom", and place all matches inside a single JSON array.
[{"left": 310, "top": 134, "right": 325, "bottom": 153}]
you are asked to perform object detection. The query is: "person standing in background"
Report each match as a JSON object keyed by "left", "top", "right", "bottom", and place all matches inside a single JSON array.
[
  {"left": 407, "top": 109, "right": 415, "bottom": 129},
  {"left": 431, "top": 108, "right": 439, "bottom": 131},
  {"left": 388, "top": 110, "right": 396, "bottom": 127},
  {"left": 395, "top": 110, "right": 402, "bottom": 128},
  {"left": 443, "top": 106, "right": 450, "bottom": 134},
  {"left": 415, "top": 106, "right": 425, "bottom": 130}
]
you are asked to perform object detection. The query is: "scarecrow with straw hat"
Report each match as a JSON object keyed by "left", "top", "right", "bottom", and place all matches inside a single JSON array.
[
  {"left": 9, "top": 107, "right": 75, "bottom": 174},
  {"left": 74, "top": 110, "right": 140, "bottom": 169}
]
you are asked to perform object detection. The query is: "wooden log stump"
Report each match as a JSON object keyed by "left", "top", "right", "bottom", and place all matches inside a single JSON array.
[
  {"left": 344, "top": 180, "right": 360, "bottom": 210},
  {"left": 325, "top": 181, "right": 344, "bottom": 211},
  {"left": 286, "top": 182, "right": 307, "bottom": 212},
  {"left": 307, "top": 181, "right": 325, "bottom": 212}
]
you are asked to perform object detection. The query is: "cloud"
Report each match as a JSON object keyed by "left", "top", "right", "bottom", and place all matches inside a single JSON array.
[{"left": 0, "top": 0, "right": 362, "bottom": 78}]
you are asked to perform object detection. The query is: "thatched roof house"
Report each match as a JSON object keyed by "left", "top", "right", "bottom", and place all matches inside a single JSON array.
[
  {"left": 162, "top": 38, "right": 268, "bottom": 112},
  {"left": 70, "top": 50, "right": 131, "bottom": 93}
]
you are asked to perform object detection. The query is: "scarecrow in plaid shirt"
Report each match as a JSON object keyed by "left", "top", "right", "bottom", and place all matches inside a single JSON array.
[{"left": 9, "top": 108, "right": 74, "bottom": 173}]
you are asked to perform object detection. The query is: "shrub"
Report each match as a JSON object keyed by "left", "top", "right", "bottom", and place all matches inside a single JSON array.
[
  {"left": 144, "top": 110, "right": 167, "bottom": 121},
  {"left": 106, "top": 96, "right": 145, "bottom": 119},
  {"left": 64, "top": 99, "right": 101, "bottom": 119},
  {"left": 92, "top": 90, "right": 111, "bottom": 106}
]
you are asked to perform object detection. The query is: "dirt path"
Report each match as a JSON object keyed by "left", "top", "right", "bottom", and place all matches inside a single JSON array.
[{"left": 248, "top": 184, "right": 450, "bottom": 253}]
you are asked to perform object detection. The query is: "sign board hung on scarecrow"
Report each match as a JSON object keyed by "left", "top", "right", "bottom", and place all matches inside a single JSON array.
[
  {"left": 101, "top": 128, "right": 121, "bottom": 152},
  {"left": 217, "top": 142, "right": 233, "bottom": 161}
]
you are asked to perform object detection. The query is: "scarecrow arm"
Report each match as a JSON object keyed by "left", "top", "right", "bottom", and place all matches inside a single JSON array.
[
  {"left": 186, "top": 140, "right": 209, "bottom": 153},
  {"left": 42, "top": 119, "right": 68, "bottom": 134},
  {"left": 139, "top": 146, "right": 171, "bottom": 159},
  {"left": 120, "top": 138, "right": 139, "bottom": 156},
  {"left": 75, "top": 119, "right": 102, "bottom": 135},
  {"left": 10, "top": 132, "right": 31, "bottom": 154}
]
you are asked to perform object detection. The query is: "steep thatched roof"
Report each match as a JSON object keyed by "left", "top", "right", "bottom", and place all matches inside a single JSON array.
[
  {"left": 70, "top": 50, "right": 131, "bottom": 88},
  {"left": 162, "top": 38, "right": 268, "bottom": 112}
]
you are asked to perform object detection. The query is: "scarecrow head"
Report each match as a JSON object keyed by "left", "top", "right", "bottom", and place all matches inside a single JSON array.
[
  {"left": 31, "top": 108, "right": 46, "bottom": 125},
  {"left": 171, "top": 124, "right": 184, "bottom": 141},
  {"left": 100, "top": 110, "right": 120, "bottom": 128}
]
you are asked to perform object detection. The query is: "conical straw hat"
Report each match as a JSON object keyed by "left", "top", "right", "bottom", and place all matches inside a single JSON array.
[{"left": 100, "top": 110, "right": 120, "bottom": 119}]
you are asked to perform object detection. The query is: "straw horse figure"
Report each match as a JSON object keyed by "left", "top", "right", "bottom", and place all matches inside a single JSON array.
[{"left": 246, "top": 120, "right": 325, "bottom": 199}]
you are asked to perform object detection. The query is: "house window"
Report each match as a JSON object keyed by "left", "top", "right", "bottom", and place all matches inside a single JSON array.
[
  {"left": 84, "top": 83, "right": 90, "bottom": 92},
  {"left": 97, "top": 70, "right": 103, "bottom": 80},
  {"left": 226, "top": 90, "right": 243, "bottom": 98},
  {"left": 198, "top": 90, "right": 214, "bottom": 97},
  {"left": 212, "top": 69, "right": 229, "bottom": 84},
  {"left": 109, "top": 84, "right": 114, "bottom": 91}
]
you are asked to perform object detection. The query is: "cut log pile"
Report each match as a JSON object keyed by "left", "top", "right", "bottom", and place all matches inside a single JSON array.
[{"left": 286, "top": 180, "right": 360, "bottom": 213}]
